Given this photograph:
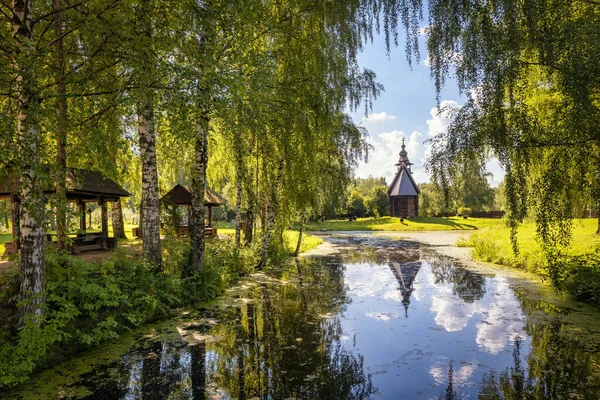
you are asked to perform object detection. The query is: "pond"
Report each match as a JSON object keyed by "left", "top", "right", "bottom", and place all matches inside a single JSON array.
[{"left": 7, "top": 234, "right": 600, "bottom": 399}]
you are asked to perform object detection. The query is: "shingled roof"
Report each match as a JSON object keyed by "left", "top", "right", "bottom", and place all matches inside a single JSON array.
[
  {"left": 161, "top": 184, "right": 225, "bottom": 207},
  {"left": 388, "top": 167, "right": 420, "bottom": 196},
  {"left": 0, "top": 167, "right": 129, "bottom": 201}
]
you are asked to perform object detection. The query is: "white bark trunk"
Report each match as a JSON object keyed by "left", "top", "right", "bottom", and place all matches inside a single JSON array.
[
  {"left": 12, "top": 0, "right": 45, "bottom": 319},
  {"left": 257, "top": 161, "right": 284, "bottom": 269},
  {"left": 294, "top": 211, "right": 306, "bottom": 256},
  {"left": 138, "top": 101, "right": 161, "bottom": 267},
  {"left": 187, "top": 114, "right": 209, "bottom": 275},
  {"left": 234, "top": 143, "right": 243, "bottom": 247}
]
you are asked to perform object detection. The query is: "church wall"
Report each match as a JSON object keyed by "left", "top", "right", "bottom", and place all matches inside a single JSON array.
[{"left": 389, "top": 196, "right": 419, "bottom": 218}]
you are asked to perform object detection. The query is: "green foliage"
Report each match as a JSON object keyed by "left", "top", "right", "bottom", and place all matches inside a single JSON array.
[
  {"left": 346, "top": 190, "right": 368, "bottom": 218},
  {"left": 0, "top": 237, "right": 259, "bottom": 387},
  {"left": 458, "top": 220, "right": 600, "bottom": 304},
  {"left": 365, "top": 186, "right": 390, "bottom": 217},
  {"left": 421, "top": 0, "right": 600, "bottom": 255},
  {"left": 551, "top": 252, "right": 600, "bottom": 307},
  {"left": 418, "top": 183, "right": 446, "bottom": 216}
]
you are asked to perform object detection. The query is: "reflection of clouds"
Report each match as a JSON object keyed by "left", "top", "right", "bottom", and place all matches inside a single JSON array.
[
  {"left": 365, "top": 312, "right": 400, "bottom": 321},
  {"left": 423, "top": 265, "right": 481, "bottom": 332},
  {"left": 344, "top": 262, "right": 402, "bottom": 302},
  {"left": 431, "top": 294, "right": 480, "bottom": 332},
  {"left": 475, "top": 278, "right": 525, "bottom": 354},
  {"left": 429, "top": 360, "right": 477, "bottom": 386},
  {"left": 415, "top": 261, "right": 525, "bottom": 355}
]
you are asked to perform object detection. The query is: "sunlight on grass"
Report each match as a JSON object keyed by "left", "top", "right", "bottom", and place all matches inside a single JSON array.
[
  {"left": 460, "top": 219, "right": 600, "bottom": 272},
  {"left": 216, "top": 225, "right": 322, "bottom": 254},
  {"left": 304, "top": 216, "right": 502, "bottom": 232}
]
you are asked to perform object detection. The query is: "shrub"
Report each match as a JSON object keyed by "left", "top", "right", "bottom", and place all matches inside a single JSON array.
[
  {"left": 551, "top": 252, "right": 600, "bottom": 306},
  {"left": 0, "top": 237, "right": 259, "bottom": 387}
]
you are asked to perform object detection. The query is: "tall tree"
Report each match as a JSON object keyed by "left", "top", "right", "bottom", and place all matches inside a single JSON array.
[
  {"left": 135, "top": 0, "right": 161, "bottom": 268},
  {"left": 11, "top": 0, "right": 46, "bottom": 318}
]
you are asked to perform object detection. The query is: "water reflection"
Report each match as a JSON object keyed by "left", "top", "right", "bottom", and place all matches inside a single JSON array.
[
  {"left": 70, "top": 256, "right": 375, "bottom": 399},
  {"left": 7, "top": 236, "right": 600, "bottom": 399},
  {"left": 388, "top": 261, "right": 421, "bottom": 317}
]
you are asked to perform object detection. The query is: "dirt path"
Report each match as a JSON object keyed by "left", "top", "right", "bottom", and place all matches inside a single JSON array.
[{"left": 310, "top": 230, "right": 474, "bottom": 261}]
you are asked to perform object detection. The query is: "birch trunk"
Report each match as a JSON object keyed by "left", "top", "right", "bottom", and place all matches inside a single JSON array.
[
  {"left": 245, "top": 207, "right": 254, "bottom": 246},
  {"left": 53, "top": 0, "right": 68, "bottom": 250},
  {"left": 244, "top": 181, "right": 255, "bottom": 246},
  {"left": 294, "top": 211, "right": 306, "bottom": 256},
  {"left": 234, "top": 142, "right": 243, "bottom": 247},
  {"left": 187, "top": 113, "right": 209, "bottom": 275},
  {"left": 12, "top": 0, "right": 45, "bottom": 319},
  {"left": 138, "top": 101, "right": 161, "bottom": 267},
  {"left": 257, "top": 161, "right": 284, "bottom": 269},
  {"left": 257, "top": 202, "right": 274, "bottom": 270},
  {"left": 111, "top": 200, "right": 127, "bottom": 239}
]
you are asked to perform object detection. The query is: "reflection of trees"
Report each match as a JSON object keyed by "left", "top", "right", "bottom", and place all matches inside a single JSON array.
[
  {"left": 428, "top": 255, "right": 487, "bottom": 303},
  {"left": 205, "top": 256, "right": 376, "bottom": 399},
  {"left": 478, "top": 325, "right": 600, "bottom": 399},
  {"left": 73, "top": 257, "right": 374, "bottom": 399},
  {"left": 438, "top": 361, "right": 459, "bottom": 400}
]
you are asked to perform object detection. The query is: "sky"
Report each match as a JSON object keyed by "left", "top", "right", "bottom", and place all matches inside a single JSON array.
[{"left": 349, "top": 30, "right": 505, "bottom": 187}]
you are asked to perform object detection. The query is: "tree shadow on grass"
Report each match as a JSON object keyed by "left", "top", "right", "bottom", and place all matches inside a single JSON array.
[{"left": 404, "top": 217, "right": 478, "bottom": 230}]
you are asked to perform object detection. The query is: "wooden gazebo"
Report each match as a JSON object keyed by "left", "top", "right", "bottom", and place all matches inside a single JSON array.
[
  {"left": 160, "top": 184, "right": 225, "bottom": 236},
  {"left": 0, "top": 168, "right": 130, "bottom": 254},
  {"left": 388, "top": 138, "right": 420, "bottom": 218}
]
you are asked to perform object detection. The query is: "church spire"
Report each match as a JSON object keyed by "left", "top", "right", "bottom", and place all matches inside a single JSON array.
[{"left": 395, "top": 137, "right": 413, "bottom": 173}]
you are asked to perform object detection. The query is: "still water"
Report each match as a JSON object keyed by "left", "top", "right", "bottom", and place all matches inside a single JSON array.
[{"left": 9, "top": 234, "right": 600, "bottom": 399}]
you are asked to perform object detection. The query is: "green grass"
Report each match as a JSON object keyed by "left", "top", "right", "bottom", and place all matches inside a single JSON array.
[
  {"left": 283, "top": 230, "right": 323, "bottom": 254},
  {"left": 0, "top": 233, "right": 10, "bottom": 255},
  {"left": 215, "top": 222, "right": 323, "bottom": 254},
  {"left": 458, "top": 219, "right": 600, "bottom": 272},
  {"left": 304, "top": 216, "right": 502, "bottom": 232}
]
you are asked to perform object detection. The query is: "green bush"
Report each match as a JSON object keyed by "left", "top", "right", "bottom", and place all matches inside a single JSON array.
[
  {"left": 552, "top": 252, "right": 600, "bottom": 306},
  {"left": 0, "top": 237, "right": 259, "bottom": 387}
]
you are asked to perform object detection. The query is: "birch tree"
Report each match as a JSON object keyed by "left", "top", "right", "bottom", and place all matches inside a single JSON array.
[{"left": 11, "top": 0, "right": 46, "bottom": 318}]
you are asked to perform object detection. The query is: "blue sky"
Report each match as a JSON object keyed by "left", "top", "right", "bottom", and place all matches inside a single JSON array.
[{"left": 349, "top": 31, "right": 504, "bottom": 187}]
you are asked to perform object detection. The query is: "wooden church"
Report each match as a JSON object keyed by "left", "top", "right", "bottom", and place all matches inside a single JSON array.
[{"left": 388, "top": 138, "right": 420, "bottom": 218}]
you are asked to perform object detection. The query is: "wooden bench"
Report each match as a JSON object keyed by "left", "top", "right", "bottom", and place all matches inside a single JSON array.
[{"left": 71, "top": 234, "right": 107, "bottom": 254}]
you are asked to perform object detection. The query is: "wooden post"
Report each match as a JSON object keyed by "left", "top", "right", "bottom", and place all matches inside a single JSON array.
[
  {"left": 208, "top": 206, "right": 212, "bottom": 227},
  {"left": 78, "top": 199, "right": 86, "bottom": 234},
  {"left": 10, "top": 194, "right": 21, "bottom": 250},
  {"left": 100, "top": 198, "right": 108, "bottom": 237}
]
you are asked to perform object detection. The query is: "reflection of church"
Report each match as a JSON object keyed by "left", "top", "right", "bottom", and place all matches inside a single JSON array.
[{"left": 388, "top": 261, "right": 421, "bottom": 317}]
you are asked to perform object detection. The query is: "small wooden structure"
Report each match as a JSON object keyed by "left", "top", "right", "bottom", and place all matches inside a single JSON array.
[
  {"left": 160, "top": 184, "right": 225, "bottom": 237},
  {"left": 388, "top": 138, "right": 420, "bottom": 218},
  {"left": 0, "top": 167, "right": 129, "bottom": 254}
]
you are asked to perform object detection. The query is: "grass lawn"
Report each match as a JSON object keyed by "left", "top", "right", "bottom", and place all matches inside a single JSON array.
[
  {"left": 304, "top": 216, "right": 502, "bottom": 232},
  {"left": 459, "top": 219, "right": 600, "bottom": 272},
  {"left": 0, "top": 232, "right": 10, "bottom": 255},
  {"left": 215, "top": 222, "right": 323, "bottom": 254}
]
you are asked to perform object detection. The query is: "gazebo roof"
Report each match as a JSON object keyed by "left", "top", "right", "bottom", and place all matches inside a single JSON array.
[
  {"left": 0, "top": 167, "right": 129, "bottom": 202},
  {"left": 161, "top": 184, "right": 225, "bottom": 207}
]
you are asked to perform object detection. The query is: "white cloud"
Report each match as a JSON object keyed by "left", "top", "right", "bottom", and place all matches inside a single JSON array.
[
  {"left": 426, "top": 100, "right": 460, "bottom": 137},
  {"left": 362, "top": 111, "right": 397, "bottom": 122},
  {"left": 355, "top": 100, "right": 461, "bottom": 184},
  {"left": 418, "top": 25, "right": 432, "bottom": 36}
]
